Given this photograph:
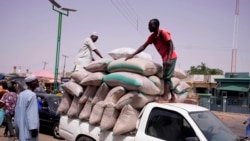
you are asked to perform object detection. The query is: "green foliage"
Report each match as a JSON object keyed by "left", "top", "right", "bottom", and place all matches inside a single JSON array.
[{"left": 187, "top": 62, "right": 223, "bottom": 75}]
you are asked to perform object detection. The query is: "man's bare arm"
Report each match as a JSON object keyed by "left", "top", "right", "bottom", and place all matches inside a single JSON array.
[
  {"left": 93, "top": 49, "right": 103, "bottom": 58},
  {"left": 125, "top": 43, "right": 148, "bottom": 60}
]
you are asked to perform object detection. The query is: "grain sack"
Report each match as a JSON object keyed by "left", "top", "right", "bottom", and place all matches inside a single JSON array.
[
  {"left": 104, "top": 86, "right": 126, "bottom": 104},
  {"left": 100, "top": 103, "right": 120, "bottom": 131},
  {"left": 103, "top": 72, "right": 160, "bottom": 95},
  {"left": 174, "top": 81, "right": 191, "bottom": 94},
  {"left": 113, "top": 104, "right": 139, "bottom": 135},
  {"left": 114, "top": 91, "right": 137, "bottom": 110},
  {"left": 176, "top": 92, "right": 188, "bottom": 103},
  {"left": 103, "top": 72, "right": 141, "bottom": 91},
  {"left": 61, "top": 81, "right": 84, "bottom": 97},
  {"left": 155, "top": 63, "right": 163, "bottom": 78},
  {"left": 67, "top": 96, "right": 84, "bottom": 118},
  {"left": 79, "top": 86, "right": 98, "bottom": 104},
  {"left": 148, "top": 75, "right": 164, "bottom": 95},
  {"left": 108, "top": 47, "right": 153, "bottom": 61},
  {"left": 84, "top": 58, "right": 113, "bottom": 72},
  {"left": 174, "top": 67, "right": 187, "bottom": 79},
  {"left": 71, "top": 69, "right": 91, "bottom": 83},
  {"left": 80, "top": 72, "right": 105, "bottom": 86},
  {"left": 57, "top": 91, "right": 73, "bottom": 115},
  {"left": 130, "top": 93, "right": 156, "bottom": 109},
  {"left": 79, "top": 99, "right": 93, "bottom": 120},
  {"left": 89, "top": 101, "right": 107, "bottom": 125},
  {"left": 107, "top": 58, "right": 161, "bottom": 76},
  {"left": 171, "top": 77, "right": 181, "bottom": 88},
  {"left": 184, "top": 99, "right": 199, "bottom": 105},
  {"left": 92, "top": 83, "right": 110, "bottom": 104}
]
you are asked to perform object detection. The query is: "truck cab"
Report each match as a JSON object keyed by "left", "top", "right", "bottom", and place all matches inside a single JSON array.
[{"left": 135, "top": 103, "right": 237, "bottom": 141}]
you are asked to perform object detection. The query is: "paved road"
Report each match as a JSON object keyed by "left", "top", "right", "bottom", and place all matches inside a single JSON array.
[{"left": 0, "top": 111, "right": 249, "bottom": 141}]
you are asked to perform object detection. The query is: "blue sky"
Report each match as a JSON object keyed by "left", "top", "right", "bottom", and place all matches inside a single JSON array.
[{"left": 1, "top": 0, "right": 250, "bottom": 74}]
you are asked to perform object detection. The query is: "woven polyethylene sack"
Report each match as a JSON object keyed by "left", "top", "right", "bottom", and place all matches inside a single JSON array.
[
  {"left": 108, "top": 47, "right": 153, "bottom": 61},
  {"left": 84, "top": 58, "right": 113, "bottom": 72},
  {"left": 107, "top": 58, "right": 160, "bottom": 76},
  {"left": 113, "top": 104, "right": 139, "bottom": 135},
  {"left": 61, "top": 81, "right": 84, "bottom": 97}
]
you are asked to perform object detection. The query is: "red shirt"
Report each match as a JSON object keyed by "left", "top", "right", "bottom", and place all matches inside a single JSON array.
[{"left": 146, "top": 29, "right": 177, "bottom": 62}]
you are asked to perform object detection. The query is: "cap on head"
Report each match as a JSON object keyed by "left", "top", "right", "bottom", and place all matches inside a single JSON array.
[
  {"left": 91, "top": 32, "right": 98, "bottom": 37},
  {"left": 25, "top": 75, "right": 37, "bottom": 83}
]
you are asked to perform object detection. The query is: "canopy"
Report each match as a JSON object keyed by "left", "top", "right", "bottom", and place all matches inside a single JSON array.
[
  {"left": 217, "top": 85, "right": 249, "bottom": 92},
  {"left": 32, "top": 70, "right": 54, "bottom": 80}
]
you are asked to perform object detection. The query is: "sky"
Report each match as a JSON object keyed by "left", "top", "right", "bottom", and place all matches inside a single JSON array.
[{"left": 1, "top": 0, "right": 250, "bottom": 75}]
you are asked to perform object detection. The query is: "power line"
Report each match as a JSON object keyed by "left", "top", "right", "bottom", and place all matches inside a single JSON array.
[{"left": 110, "top": 0, "right": 148, "bottom": 38}]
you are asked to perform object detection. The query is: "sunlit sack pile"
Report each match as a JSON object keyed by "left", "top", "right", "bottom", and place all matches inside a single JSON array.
[{"left": 57, "top": 47, "right": 190, "bottom": 135}]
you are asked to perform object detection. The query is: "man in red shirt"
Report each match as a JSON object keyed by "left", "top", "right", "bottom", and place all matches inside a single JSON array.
[{"left": 126, "top": 18, "right": 177, "bottom": 102}]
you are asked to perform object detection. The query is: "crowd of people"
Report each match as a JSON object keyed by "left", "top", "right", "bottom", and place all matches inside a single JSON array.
[{"left": 0, "top": 75, "right": 40, "bottom": 141}]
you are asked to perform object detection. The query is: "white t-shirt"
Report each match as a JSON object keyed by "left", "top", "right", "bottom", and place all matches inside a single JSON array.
[{"left": 75, "top": 37, "right": 97, "bottom": 69}]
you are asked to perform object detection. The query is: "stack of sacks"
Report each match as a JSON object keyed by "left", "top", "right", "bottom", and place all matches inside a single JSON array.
[{"left": 57, "top": 47, "right": 191, "bottom": 136}]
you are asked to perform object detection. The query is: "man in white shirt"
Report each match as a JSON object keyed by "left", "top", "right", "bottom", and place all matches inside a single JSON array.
[{"left": 74, "top": 32, "right": 103, "bottom": 71}]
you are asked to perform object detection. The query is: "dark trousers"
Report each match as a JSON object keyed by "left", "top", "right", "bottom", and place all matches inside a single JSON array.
[{"left": 4, "top": 114, "right": 15, "bottom": 136}]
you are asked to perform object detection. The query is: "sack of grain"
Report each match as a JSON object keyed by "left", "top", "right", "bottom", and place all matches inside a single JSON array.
[
  {"left": 108, "top": 47, "right": 153, "bottom": 61},
  {"left": 61, "top": 81, "right": 84, "bottom": 97},
  {"left": 57, "top": 91, "right": 73, "bottom": 115},
  {"left": 114, "top": 91, "right": 137, "bottom": 110},
  {"left": 71, "top": 69, "right": 91, "bottom": 83},
  {"left": 79, "top": 99, "right": 93, "bottom": 120},
  {"left": 79, "top": 86, "right": 98, "bottom": 104},
  {"left": 130, "top": 93, "right": 156, "bottom": 109},
  {"left": 92, "top": 83, "right": 110, "bottom": 104},
  {"left": 113, "top": 104, "right": 139, "bottom": 135},
  {"left": 84, "top": 58, "right": 113, "bottom": 72},
  {"left": 104, "top": 86, "right": 126, "bottom": 104},
  {"left": 100, "top": 103, "right": 120, "bottom": 131},
  {"left": 80, "top": 72, "right": 105, "bottom": 86},
  {"left": 107, "top": 58, "right": 161, "bottom": 76},
  {"left": 67, "top": 96, "right": 84, "bottom": 118},
  {"left": 103, "top": 72, "right": 160, "bottom": 95},
  {"left": 89, "top": 101, "right": 107, "bottom": 125}
]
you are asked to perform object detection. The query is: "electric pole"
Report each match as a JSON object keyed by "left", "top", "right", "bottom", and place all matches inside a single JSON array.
[
  {"left": 42, "top": 61, "right": 48, "bottom": 70},
  {"left": 231, "top": 0, "right": 240, "bottom": 77},
  {"left": 62, "top": 54, "right": 68, "bottom": 77}
]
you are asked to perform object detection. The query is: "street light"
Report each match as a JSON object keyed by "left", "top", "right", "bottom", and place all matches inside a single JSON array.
[{"left": 49, "top": 0, "right": 76, "bottom": 93}]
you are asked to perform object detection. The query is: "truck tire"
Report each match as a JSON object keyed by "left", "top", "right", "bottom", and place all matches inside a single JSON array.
[
  {"left": 76, "top": 136, "right": 95, "bottom": 141},
  {"left": 52, "top": 122, "right": 62, "bottom": 139}
]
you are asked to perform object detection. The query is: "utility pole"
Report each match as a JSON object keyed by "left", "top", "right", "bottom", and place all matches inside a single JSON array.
[
  {"left": 49, "top": 0, "right": 76, "bottom": 93},
  {"left": 231, "top": 0, "right": 240, "bottom": 77},
  {"left": 42, "top": 61, "right": 48, "bottom": 70},
  {"left": 62, "top": 54, "right": 68, "bottom": 77}
]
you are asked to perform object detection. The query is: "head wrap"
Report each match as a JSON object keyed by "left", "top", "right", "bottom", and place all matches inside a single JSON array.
[
  {"left": 91, "top": 32, "right": 98, "bottom": 36},
  {"left": 25, "top": 75, "right": 37, "bottom": 83}
]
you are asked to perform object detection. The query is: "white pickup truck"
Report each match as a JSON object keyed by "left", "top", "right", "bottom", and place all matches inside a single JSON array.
[{"left": 59, "top": 102, "right": 241, "bottom": 141}]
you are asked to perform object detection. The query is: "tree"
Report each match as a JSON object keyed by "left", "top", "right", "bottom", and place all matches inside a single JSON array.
[{"left": 187, "top": 62, "right": 223, "bottom": 75}]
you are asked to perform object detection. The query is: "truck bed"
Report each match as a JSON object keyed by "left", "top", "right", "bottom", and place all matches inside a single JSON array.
[{"left": 59, "top": 115, "right": 136, "bottom": 141}]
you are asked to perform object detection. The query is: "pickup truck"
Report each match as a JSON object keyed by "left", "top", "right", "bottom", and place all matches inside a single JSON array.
[{"left": 59, "top": 102, "right": 240, "bottom": 141}]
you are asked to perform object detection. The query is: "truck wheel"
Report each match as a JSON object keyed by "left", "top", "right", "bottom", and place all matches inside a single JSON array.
[
  {"left": 76, "top": 136, "right": 95, "bottom": 141},
  {"left": 52, "top": 122, "right": 62, "bottom": 139}
]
